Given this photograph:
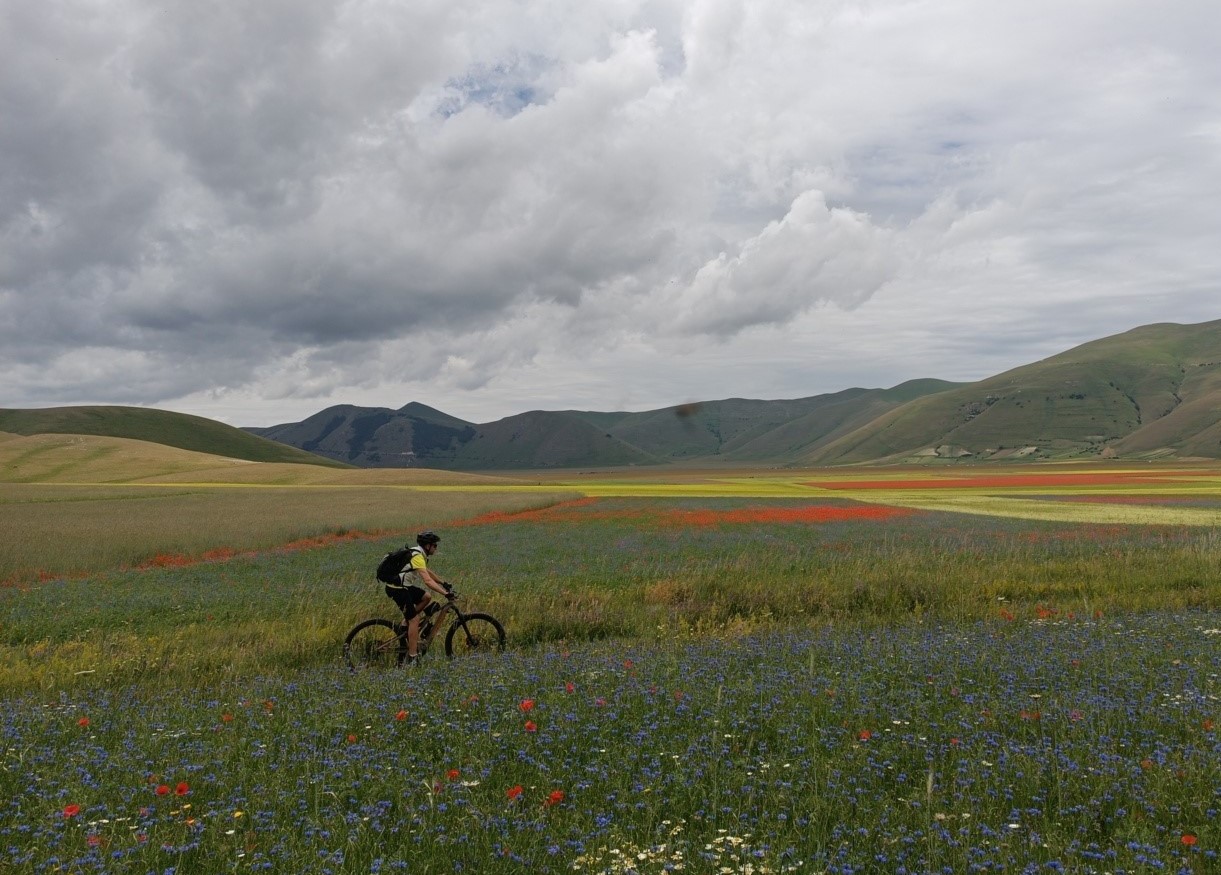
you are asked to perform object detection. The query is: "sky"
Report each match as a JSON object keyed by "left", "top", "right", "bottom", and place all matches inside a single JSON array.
[{"left": 3, "top": 0, "right": 1220, "bottom": 428}]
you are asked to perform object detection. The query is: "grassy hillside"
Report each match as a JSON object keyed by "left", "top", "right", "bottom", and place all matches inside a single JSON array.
[
  {"left": 806, "top": 320, "right": 1221, "bottom": 464},
  {"left": 721, "top": 381, "right": 963, "bottom": 462},
  {"left": 0, "top": 432, "right": 520, "bottom": 485},
  {"left": 559, "top": 381, "right": 963, "bottom": 464},
  {"left": 0, "top": 406, "right": 346, "bottom": 467},
  {"left": 451, "top": 411, "right": 661, "bottom": 469},
  {"left": 570, "top": 394, "right": 858, "bottom": 460}
]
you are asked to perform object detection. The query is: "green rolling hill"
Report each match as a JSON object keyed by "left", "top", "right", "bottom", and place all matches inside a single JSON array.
[
  {"left": 805, "top": 319, "right": 1221, "bottom": 464},
  {"left": 0, "top": 406, "right": 347, "bottom": 467}
]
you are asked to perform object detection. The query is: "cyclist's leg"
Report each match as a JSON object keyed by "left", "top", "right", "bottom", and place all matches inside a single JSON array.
[
  {"left": 402, "top": 586, "right": 429, "bottom": 658},
  {"left": 386, "top": 585, "right": 417, "bottom": 635}
]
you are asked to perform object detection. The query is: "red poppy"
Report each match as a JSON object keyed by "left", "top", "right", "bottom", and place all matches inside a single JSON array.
[
  {"left": 545, "top": 789, "right": 565, "bottom": 807},
  {"left": 174, "top": 782, "right": 189, "bottom": 796},
  {"left": 155, "top": 785, "right": 169, "bottom": 796},
  {"left": 565, "top": 682, "right": 575, "bottom": 694},
  {"left": 857, "top": 729, "right": 872, "bottom": 741},
  {"left": 86, "top": 834, "right": 102, "bottom": 847},
  {"left": 595, "top": 697, "right": 607, "bottom": 707},
  {"left": 1204, "top": 719, "right": 1215, "bottom": 732},
  {"left": 949, "top": 737, "right": 961, "bottom": 746},
  {"left": 221, "top": 713, "right": 234, "bottom": 723},
  {"left": 347, "top": 734, "right": 357, "bottom": 744},
  {"left": 506, "top": 785, "right": 523, "bottom": 801},
  {"left": 447, "top": 769, "right": 460, "bottom": 781},
  {"left": 519, "top": 699, "right": 535, "bottom": 712},
  {"left": 62, "top": 804, "right": 81, "bottom": 818},
  {"left": 524, "top": 720, "right": 537, "bottom": 733},
  {"left": 1182, "top": 834, "right": 1198, "bottom": 846},
  {"left": 1140, "top": 758, "right": 1154, "bottom": 770},
  {"left": 395, "top": 709, "right": 408, "bottom": 721},
  {"left": 673, "top": 690, "right": 684, "bottom": 702},
  {"left": 77, "top": 717, "right": 90, "bottom": 728}
]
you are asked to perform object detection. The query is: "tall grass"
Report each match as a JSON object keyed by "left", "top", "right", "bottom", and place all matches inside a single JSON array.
[{"left": 3, "top": 497, "right": 1219, "bottom": 695}]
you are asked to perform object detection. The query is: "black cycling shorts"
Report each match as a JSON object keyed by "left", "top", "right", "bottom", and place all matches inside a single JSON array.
[{"left": 386, "top": 584, "right": 427, "bottom": 620}]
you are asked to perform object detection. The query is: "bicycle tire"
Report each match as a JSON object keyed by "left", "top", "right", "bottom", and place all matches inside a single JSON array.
[
  {"left": 344, "top": 619, "right": 407, "bottom": 671},
  {"left": 444, "top": 613, "right": 506, "bottom": 658}
]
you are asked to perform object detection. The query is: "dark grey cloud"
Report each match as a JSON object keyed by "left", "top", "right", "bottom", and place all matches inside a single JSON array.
[{"left": 2, "top": 0, "right": 1220, "bottom": 425}]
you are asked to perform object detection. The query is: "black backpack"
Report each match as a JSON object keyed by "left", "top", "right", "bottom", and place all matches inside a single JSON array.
[{"left": 376, "top": 545, "right": 421, "bottom": 584}]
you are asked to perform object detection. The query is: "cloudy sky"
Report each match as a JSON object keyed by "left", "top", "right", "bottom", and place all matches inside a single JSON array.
[{"left": 3, "top": 0, "right": 1219, "bottom": 427}]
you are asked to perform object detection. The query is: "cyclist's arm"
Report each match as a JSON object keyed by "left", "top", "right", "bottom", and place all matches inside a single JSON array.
[
  {"left": 419, "top": 568, "right": 451, "bottom": 597},
  {"left": 411, "top": 554, "right": 452, "bottom": 597}
]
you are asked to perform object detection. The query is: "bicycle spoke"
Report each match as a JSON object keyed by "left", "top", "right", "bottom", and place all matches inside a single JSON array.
[
  {"left": 445, "top": 614, "right": 506, "bottom": 658},
  {"left": 344, "top": 620, "right": 406, "bottom": 670}
]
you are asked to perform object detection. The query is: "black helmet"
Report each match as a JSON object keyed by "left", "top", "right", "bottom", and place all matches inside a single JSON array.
[{"left": 416, "top": 530, "right": 440, "bottom": 547}]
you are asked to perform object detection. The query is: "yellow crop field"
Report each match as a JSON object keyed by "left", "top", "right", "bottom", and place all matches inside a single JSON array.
[{"left": 534, "top": 464, "right": 1221, "bottom": 526}]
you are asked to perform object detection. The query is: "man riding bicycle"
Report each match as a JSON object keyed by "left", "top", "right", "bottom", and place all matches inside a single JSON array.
[{"left": 380, "top": 531, "right": 453, "bottom": 664}]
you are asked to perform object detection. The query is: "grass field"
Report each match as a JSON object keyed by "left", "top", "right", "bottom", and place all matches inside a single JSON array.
[{"left": 1, "top": 459, "right": 1219, "bottom": 872}]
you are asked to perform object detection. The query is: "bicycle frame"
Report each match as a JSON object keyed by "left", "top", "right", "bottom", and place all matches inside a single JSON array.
[{"left": 416, "top": 599, "right": 461, "bottom": 653}]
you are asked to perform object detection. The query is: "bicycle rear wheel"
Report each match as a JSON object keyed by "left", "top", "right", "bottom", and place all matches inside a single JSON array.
[
  {"left": 344, "top": 619, "right": 406, "bottom": 671},
  {"left": 445, "top": 613, "right": 506, "bottom": 658}
]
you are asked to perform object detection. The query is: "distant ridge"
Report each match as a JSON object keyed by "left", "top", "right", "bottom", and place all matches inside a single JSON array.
[
  {"left": 245, "top": 320, "right": 1221, "bottom": 468},
  {"left": 244, "top": 380, "right": 964, "bottom": 469},
  {"left": 9, "top": 319, "right": 1221, "bottom": 470},
  {"left": 0, "top": 406, "right": 346, "bottom": 467},
  {"left": 251, "top": 403, "right": 480, "bottom": 468}
]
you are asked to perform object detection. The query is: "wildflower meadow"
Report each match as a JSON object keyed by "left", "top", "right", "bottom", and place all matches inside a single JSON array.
[{"left": 2, "top": 465, "right": 1219, "bottom": 872}]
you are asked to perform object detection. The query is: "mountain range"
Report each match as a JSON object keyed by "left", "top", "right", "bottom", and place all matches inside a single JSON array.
[
  {"left": 5, "top": 319, "right": 1220, "bottom": 470},
  {"left": 245, "top": 319, "right": 1221, "bottom": 469}
]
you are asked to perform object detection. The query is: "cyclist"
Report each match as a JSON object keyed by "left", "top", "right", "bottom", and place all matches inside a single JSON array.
[{"left": 383, "top": 531, "right": 453, "bottom": 663}]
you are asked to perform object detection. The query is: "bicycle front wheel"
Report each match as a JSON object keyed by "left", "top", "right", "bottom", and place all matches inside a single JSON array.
[
  {"left": 344, "top": 619, "right": 406, "bottom": 671},
  {"left": 445, "top": 613, "right": 506, "bottom": 658}
]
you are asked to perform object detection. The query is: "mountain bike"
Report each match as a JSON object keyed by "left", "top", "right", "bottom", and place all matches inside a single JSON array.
[{"left": 343, "top": 590, "right": 505, "bottom": 670}]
